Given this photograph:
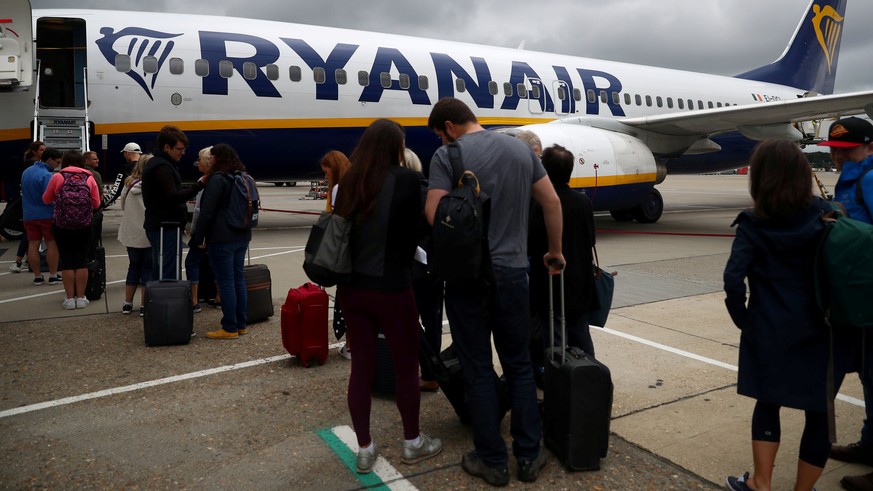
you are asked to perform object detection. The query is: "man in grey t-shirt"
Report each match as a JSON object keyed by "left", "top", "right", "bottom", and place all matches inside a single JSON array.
[{"left": 425, "top": 97, "right": 564, "bottom": 486}]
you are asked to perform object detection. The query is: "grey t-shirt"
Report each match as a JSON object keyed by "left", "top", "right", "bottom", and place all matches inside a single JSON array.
[{"left": 428, "top": 130, "right": 547, "bottom": 268}]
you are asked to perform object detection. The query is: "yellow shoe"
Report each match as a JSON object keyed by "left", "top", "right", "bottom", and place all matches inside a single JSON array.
[
  {"left": 206, "top": 328, "right": 239, "bottom": 340},
  {"left": 237, "top": 328, "right": 249, "bottom": 336}
]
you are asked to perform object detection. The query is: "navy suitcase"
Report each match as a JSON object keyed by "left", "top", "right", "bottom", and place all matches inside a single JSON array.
[
  {"left": 85, "top": 245, "right": 106, "bottom": 301},
  {"left": 143, "top": 225, "right": 193, "bottom": 346},
  {"left": 543, "top": 271, "right": 613, "bottom": 471}
]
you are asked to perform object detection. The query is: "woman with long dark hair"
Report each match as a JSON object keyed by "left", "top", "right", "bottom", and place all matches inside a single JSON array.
[
  {"left": 333, "top": 119, "right": 442, "bottom": 473},
  {"left": 724, "top": 140, "right": 836, "bottom": 491},
  {"left": 190, "top": 143, "right": 251, "bottom": 339}
]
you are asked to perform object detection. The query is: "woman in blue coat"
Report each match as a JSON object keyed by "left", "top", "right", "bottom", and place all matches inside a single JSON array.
[{"left": 724, "top": 140, "right": 832, "bottom": 491}]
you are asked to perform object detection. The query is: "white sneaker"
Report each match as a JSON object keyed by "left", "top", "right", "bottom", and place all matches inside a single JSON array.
[
  {"left": 338, "top": 344, "right": 352, "bottom": 360},
  {"left": 62, "top": 298, "right": 77, "bottom": 310},
  {"left": 9, "top": 261, "right": 22, "bottom": 273},
  {"left": 76, "top": 297, "right": 90, "bottom": 309}
]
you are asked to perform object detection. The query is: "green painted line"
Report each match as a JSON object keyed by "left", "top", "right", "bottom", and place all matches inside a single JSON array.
[{"left": 317, "top": 427, "right": 389, "bottom": 490}]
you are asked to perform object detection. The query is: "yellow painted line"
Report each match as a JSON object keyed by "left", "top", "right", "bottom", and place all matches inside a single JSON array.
[
  {"left": 569, "top": 173, "right": 657, "bottom": 187},
  {"left": 0, "top": 128, "right": 31, "bottom": 141}
]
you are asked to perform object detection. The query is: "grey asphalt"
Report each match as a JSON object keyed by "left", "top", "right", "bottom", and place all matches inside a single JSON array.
[{"left": 0, "top": 173, "right": 865, "bottom": 490}]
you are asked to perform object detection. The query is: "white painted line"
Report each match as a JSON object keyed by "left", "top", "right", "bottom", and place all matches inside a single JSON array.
[
  {"left": 599, "top": 326, "right": 865, "bottom": 407},
  {"left": 331, "top": 425, "right": 419, "bottom": 491}
]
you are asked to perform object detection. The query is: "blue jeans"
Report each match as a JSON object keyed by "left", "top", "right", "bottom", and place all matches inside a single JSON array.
[
  {"left": 208, "top": 239, "right": 248, "bottom": 332},
  {"left": 145, "top": 227, "right": 184, "bottom": 281},
  {"left": 125, "top": 247, "right": 153, "bottom": 286},
  {"left": 444, "top": 266, "right": 542, "bottom": 467},
  {"left": 185, "top": 246, "right": 204, "bottom": 285}
]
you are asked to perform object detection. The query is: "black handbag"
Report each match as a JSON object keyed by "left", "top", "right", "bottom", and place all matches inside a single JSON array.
[{"left": 302, "top": 211, "right": 352, "bottom": 287}]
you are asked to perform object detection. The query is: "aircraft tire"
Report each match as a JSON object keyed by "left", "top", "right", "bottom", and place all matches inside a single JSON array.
[
  {"left": 631, "top": 188, "right": 663, "bottom": 224},
  {"left": 609, "top": 209, "right": 634, "bottom": 222},
  {"left": 273, "top": 182, "right": 284, "bottom": 187}
]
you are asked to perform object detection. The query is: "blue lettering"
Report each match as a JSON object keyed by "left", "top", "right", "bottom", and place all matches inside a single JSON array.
[
  {"left": 359, "top": 47, "right": 430, "bottom": 105},
  {"left": 281, "top": 39, "right": 358, "bottom": 101},
  {"left": 199, "top": 31, "right": 281, "bottom": 97},
  {"left": 500, "top": 61, "right": 553, "bottom": 112},
  {"left": 430, "top": 54, "right": 494, "bottom": 109},
  {"left": 576, "top": 68, "right": 625, "bottom": 116}
]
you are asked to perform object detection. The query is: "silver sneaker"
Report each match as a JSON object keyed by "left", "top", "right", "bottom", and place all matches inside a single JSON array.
[
  {"left": 62, "top": 298, "right": 77, "bottom": 310},
  {"left": 401, "top": 433, "right": 442, "bottom": 464},
  {"left": 356, "top": 443, "right": 377, "bottom": 474}
]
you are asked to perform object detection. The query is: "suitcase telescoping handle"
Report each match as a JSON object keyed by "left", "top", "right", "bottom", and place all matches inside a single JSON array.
[
  {"left": 159, "top": 222, "right": 182, "bottom": 281},
  {"left": 548, "top": 260, "right": 566, "bottom": 365}
]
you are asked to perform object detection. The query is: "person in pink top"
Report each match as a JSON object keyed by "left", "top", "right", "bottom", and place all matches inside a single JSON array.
[{"left": 42, "top": 150, "right": 102, "bottom": 310}]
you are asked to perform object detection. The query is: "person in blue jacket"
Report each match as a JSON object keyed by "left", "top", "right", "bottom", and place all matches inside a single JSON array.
[
  {"left": 724, "top": 140, "right": 835, "bottom": 491},
  {"left": 818, "top": 117, "right": 873, "bottom": 491}
]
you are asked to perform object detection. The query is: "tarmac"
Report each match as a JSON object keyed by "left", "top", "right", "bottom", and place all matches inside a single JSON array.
[{"left": 0, "top": 172, "right": 867, "bottom": 490}]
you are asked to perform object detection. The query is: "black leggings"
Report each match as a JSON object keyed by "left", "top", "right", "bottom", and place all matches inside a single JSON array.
[{"left": 751, "top": 401, "right": 830, "bottom": 467}]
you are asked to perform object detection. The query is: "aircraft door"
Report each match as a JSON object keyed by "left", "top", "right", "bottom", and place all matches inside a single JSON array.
[
  {"left": 36, "top": 17, "right": 87, "bottom": 108},
  {"left": 552, "top": 80, "right": 569, "bottom": 116}
]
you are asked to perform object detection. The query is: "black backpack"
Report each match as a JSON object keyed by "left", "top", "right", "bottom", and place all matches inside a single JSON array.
[
  {"left": 224, "top": 171, "right": 259, "bottom": 230},
  {"left": 431, "top": 142, "right": 491, "bottom": 282}
]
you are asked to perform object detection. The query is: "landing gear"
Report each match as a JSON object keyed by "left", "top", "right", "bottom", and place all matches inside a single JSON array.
[
  {"left": 608, "top": 189, "right": 664, "bottom": 224},
  {"left": 631, "top": 189, "right": 663, "bottom": 224}
]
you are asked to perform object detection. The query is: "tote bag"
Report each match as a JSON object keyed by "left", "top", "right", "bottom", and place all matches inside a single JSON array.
[
  {"left": 302, "top": 212, "right": 351, "bottom": 287},
  {"left": 589, "top": 247, "right": 616, "bottom": 327}
]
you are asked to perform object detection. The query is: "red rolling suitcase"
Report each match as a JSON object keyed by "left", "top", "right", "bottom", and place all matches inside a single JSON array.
[
  {"left": 280, "top": 283, "right": 328, "bottom": 367},
  {"left": 543, "top": 270, "right": 613, "bottom": 471}
]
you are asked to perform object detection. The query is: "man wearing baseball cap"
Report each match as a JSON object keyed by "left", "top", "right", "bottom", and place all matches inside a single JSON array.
[
  {"left": 821, "top": 116, "right": 873, "bottom": 491},
  {"left": 103, "top": 142, "right": 143, "bottom": 209}
]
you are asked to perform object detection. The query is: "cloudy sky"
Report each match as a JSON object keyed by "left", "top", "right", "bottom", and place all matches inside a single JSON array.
[{"left": 30, "top": 0, "right": 872, "bottom": 93}]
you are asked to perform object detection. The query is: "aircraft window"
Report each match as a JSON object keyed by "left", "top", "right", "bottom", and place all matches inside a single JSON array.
[
  {"left": 336, "top": 69, "right": 347, "bottom": 85},
  {"left": 504, "top": 82, "right": 513, "bottom": 97},
  {"left": 677, "top": 98, "right": 684, "bottom": 109},
  {"left": 716, "top": 102, "right": 723, "bottom": 108},
  {"left": 573, "top": 88, "right": 582, "bottom": 101},
  {"left": 399, "top": 73, "right": 410, "bottom": 89},
  {"left": 557, "top": 86, "right": 566, "bottom": 101},
  {"left": 599, "top": 90, "right": 607, "bottom": 103},
  {"left": 380, "top": 72, "right": 391, "bottom": 88},
  {"left": 115, "top": 54, "right": 131, "bottom": 73},
  {"left": 698, "top": 100, "right": 704, "bottom": 110},
  {"left": 645, "top": 95, "right": 652, "bottom": 107},
  {"left": 587, "top": 89, "right": 595, "bottom": 103},
  {"left": 219, "top": 60, "right": 233, "bottom": 78},
  {"left": 290, "top": 66, "right": 302, "bottom": 82},
  {"left": 656, "top": 96, "right": 663, "bottom": 107},
  {"left": 358, "top": 70, "right": 369, "bottom": 86},
  {"left": 531, "top": 84, "right": 540, "bottom": 99},
  {"left": 418, "top": 75, "right": 428, "bottom": 90},
  {"left": 169, "top": 58, "right": 184, "bottom": 75},
  {"left": 624, "top": 93, "right": 631, "bottom": 105},
  {"left": 688, "top": 99, "right": 694, "bottom": 110},
  {"left": 143, "top": 56, "right": 158, "bottom": 74},
  {"left": 313, "top": 67, "right": 326, "bottom": 84},
  {"left": 489, "top": 81, "right": 498, "bottom": 96},
  {"left": 194, "top": 59, "right": 208, "bottom": 77},
  {"left": 612, "top": 92, "right": 620, "bottom": 105},
  {"left": 517, "top": 83, "right": 527, "bottom": 98},
  {"left": 243, "top": 62, "right": 258, "bottom": 80},
  {"left": 456, "top": 78, "right": 466, "bottom": 93},
  {"left": 667, "top": 97, "right": 673, "bottom": 109},
  {"left": 635, "top": 94, "right": 642, "bottom": 106},
  {"left": 266, "top": 64, "right": 279, "bottom": 81},
  {"left": 708, "top": 101, "right": 714, "bottom": 108}
]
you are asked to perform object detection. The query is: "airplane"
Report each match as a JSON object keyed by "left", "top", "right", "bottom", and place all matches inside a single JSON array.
[{"left": 1, "top": 0, "right": 872, "bottom": 231}]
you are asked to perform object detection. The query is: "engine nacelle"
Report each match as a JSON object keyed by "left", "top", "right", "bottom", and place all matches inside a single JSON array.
[{"left": 511, "top": 123, "right": 660, "bottom": 214}]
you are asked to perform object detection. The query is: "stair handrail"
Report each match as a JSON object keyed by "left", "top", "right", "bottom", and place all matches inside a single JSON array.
[
  {"left": 82, "top": 66, "right": 90, "bottom": 151},
  {"left": 32, "top": 58, "right": 41, "bottom": 142}
]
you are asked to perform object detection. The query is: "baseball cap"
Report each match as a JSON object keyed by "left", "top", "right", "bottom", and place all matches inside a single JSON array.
[
  {"left": 121, "top": 142, "right": 142, "bottom": 153},
  {"left": 818, "top": 117, "right": 873, "bottom": 148}
]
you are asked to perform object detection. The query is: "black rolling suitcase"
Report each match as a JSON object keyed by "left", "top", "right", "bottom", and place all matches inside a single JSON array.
[
  {"left": 543, "top": 270, "right": 613, "bottom": 471},
  {"left": 85, "top": 243, "right": 106, "bottom": 301},
  {"left": 143, "top": 224, "right": 193, "bottom": 346},
  {"left": 244, "top": 250, "right": 273, "bottom": 323},
  {"left": 372, "top": 332, "right": 397, "bottom": 394}
]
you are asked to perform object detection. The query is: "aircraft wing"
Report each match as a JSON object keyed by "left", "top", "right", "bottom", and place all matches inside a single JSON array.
[{"left": 618, "top": 90, "right": 873, "bottom": 137}]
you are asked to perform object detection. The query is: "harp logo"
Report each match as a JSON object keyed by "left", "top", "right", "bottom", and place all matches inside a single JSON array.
[
  {"left": 95, "top": 27, "right": 183, "bottom": 101},
  {"left": 811, "top": 4, "right": 844, "bottom": 73}
]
